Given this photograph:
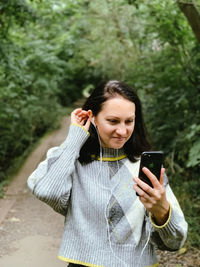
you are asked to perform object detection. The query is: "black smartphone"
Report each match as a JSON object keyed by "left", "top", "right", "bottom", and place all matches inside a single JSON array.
[{"left": 138, "top": 151, "right": 164, "bottom": 188}]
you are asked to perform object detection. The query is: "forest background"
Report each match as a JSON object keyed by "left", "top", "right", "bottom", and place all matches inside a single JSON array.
[{"left": 0, "top": 0, "right": 199, "bottom": 249}]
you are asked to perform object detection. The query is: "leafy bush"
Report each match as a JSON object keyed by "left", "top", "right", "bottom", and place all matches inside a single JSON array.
[{"left": 0, "top": 0, "right": 101, "bottom": 185}]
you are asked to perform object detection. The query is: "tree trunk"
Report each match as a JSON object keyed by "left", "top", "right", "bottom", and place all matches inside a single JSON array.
[{"left": 178, "top": 1, "right": 200, "bottom": 43}]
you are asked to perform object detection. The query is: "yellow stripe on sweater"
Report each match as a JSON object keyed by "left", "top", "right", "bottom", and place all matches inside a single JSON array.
[
  {"left": 91, "top": 154, "right": 126, "bottom": 161},
  {"left": 150, "top": 203, "right": 172, "bottom": 229},
  {"left": 58, "top": 255, "right": 159, "bottom": 267},
  {"left": 71, "top": 123, "right": 90, "bottom": 136},
  {"left": 147, "top": 263, "right": 159, "bottom": 267},
  {"left": 58, "top": 256, "right": 104, "bottom": 267}
]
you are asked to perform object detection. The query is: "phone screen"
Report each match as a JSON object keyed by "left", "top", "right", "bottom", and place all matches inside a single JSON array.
[{"left": 139, "top": 151, "right": 164, "bottom": 188}]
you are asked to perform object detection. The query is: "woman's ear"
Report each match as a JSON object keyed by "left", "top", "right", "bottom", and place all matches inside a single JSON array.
[
  {"left": 87, "top": 110, "right": 96, "bottom": 127},
  {"left": 87, "top": 110, "right": 93, "bottom": 121}
]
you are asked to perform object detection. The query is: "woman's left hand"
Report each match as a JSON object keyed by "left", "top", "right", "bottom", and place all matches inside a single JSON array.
[{"left": 133, "top": 167, "right": 170, "bottom": 225}]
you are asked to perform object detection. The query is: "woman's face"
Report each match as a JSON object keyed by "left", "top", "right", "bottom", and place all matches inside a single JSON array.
[{"left": 94, "top": 96, "right": 135, "bottom": 149}]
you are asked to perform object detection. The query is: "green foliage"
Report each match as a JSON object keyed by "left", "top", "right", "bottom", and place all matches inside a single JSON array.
[
  {"left": 187, "top": 139, "right": 200, "bottom": 167},
  {"left": 0, "top": 0, "right": 101, "bottom": 185},
  {"left": 78, "top": 0, "right": 141, "bottom": 80},
  {"left": 0, "top": 0, "right": 36, "bottom": 37}
]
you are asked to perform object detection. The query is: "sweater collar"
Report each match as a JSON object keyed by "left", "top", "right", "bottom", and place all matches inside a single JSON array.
[{"left": 92, "top": 147, "right": 126, "bottom": 161}]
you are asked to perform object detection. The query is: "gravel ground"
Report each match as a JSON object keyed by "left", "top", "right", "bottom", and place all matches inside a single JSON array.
[{"left": 157, "top": 247, "right": 200, "bottom": 267}]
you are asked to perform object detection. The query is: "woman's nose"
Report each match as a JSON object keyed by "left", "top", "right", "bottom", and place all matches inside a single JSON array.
[{"left": 116, "top": 124, "right": 127, "bottom": 135}]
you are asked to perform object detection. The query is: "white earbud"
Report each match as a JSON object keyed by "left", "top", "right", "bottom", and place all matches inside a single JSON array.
[{"left": 92, "top": 117, "right": 97, "bottom": 128}]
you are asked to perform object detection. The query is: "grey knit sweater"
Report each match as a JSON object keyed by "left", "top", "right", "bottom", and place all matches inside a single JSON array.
[{"left": 27, "top": 124, "right": 188, "bottom": 267}]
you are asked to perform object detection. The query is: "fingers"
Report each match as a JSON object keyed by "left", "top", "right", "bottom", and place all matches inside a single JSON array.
[
  {"left": 159, "top": 167, "right": 165, "bottom": 186},
  {"left": 133, "top": 167, "right": 166, "bottom": 197},
  {"left": 133, "top": 177, "right": 154, "bottom": 198},
  {"left": 142, "top": 167, "right": 164, "bottom": 188},
  {"left": 84, "top": 117, "right": 92, "bottom": 131},
  {"left": 71, "top": 108, "right": 93, "bottom": 130},
  {"left": 133, "top": 168, "right": 169, "bottom": 222},
  {"left": 71, "top": 108, "right": 82, "bottom": 122}
]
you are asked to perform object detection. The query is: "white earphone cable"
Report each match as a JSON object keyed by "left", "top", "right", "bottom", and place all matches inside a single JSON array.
[{"left": 92, "top": 120, "right": 152, "bottom": 267}]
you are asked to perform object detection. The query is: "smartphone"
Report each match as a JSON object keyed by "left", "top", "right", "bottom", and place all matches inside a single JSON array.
[{"left": 138, "top": 151, "right": 164, "bottom": 188}]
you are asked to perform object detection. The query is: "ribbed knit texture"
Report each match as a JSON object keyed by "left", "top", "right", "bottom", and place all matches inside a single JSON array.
[{"left": 27, "top": 124, "right": 188, "bottom": 267}]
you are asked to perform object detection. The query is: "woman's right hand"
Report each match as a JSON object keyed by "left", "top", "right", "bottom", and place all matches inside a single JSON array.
[{"left": 71, "top": 108, "right": 93, "bottom": 131}]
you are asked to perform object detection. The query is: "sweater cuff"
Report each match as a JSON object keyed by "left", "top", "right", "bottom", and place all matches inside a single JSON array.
[
  {"left": 70, "top": 123, "right": 90, "bottom": 136},
  {"left": 150, "top": 203, "right": 172, "bottom": 229},
  {"left": 150, "top": 203, "right": 181, "bottom": 237},
  {"left": 62, "top": 123, "right": 90, "bottom": 150}
]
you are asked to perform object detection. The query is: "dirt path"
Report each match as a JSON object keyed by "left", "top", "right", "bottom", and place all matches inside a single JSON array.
[
  {"left": 0, "top": 117, "right": 70, "bottom": 267},
  {"left": 0, "top": 115, "right": 199, "bottom": 267}
]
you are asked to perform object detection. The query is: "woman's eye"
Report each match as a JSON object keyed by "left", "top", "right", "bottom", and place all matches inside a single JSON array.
[
  {"left": 107, "top": 119, "right": 118, "bottom": 124},
  {"left": 107, "top": 119, "right": 134, "bottom": 124},
  {"left": 126, "top": 120, "right": 134, "bottom": 124}
]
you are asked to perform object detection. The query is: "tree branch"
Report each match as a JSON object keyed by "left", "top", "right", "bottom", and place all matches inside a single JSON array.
[{"left": 177, "top": 1, "right": 200, "bottom": 43}]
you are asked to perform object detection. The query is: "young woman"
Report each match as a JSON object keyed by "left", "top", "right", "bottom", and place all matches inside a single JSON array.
[{"left": 27, "top": 80, "right": 188, "bottom": 267}]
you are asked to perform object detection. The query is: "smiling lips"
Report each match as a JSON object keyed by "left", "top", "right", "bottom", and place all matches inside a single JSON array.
[{"left": 112, "top": 137, "right": 126, "bottom": 142}]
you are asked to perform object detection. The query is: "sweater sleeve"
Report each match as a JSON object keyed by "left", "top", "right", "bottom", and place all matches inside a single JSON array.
[
  {"left": 150, "top": 184, "right": 188, "bottom": 251},
  {"left": 27, "top": 124, "right": 89, "bottom": 216}
]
